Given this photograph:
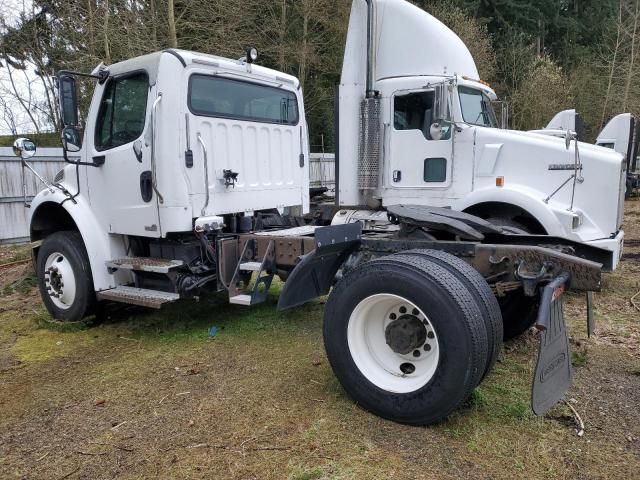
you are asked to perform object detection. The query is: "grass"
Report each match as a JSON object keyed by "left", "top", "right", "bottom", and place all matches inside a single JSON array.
[{"left": 1, "top": 201, "right": 639, "bottom": 479}]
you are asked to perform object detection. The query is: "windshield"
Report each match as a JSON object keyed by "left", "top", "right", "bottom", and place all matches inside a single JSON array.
[{"left": 458, "top": 86, "right": 498, "bottom": 128}]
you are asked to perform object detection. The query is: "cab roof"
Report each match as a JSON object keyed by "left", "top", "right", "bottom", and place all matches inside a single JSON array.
[{"left": 92, "top": 49, "right": 301, "bottom": 90}]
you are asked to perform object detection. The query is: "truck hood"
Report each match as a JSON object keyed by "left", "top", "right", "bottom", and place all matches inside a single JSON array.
[{"left": 474, "top": 127, "right": 625, "bottom": 240}]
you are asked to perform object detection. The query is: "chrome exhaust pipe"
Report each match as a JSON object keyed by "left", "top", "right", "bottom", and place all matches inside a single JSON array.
[{"left": 365, "top": 0, "right": 375, "bottom": 98}]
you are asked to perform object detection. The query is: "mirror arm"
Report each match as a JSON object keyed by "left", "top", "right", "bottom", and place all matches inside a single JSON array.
[
  {"left": 22, "top": 159, "right": 56, "bottom": 194},
  {"left": 62, "top": 147, "right": 98, "bottom": 167},
  {"left": 57, "top": 69, "right": 109, "bottom": 83}
]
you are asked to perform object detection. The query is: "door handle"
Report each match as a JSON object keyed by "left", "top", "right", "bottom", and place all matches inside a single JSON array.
[
  {"left": 140, "top": 171, "right": 153, "bottom": 203},
  {"left": 92, "top": 155, "right": 105, "bottom": 166},
  {"left": 150, "top": 94, "right": 164, "bottom": 204}
]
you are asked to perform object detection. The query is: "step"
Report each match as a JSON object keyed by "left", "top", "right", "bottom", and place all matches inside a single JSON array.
[
  {"left": 229, "top": 294, "right": 252, "bottom": 306},
  {"left": 106, "top": 257, "right": 184, "bottom": 274},
  {"left": 254, "top": 225, "right": 318, "bottom": 237},
  {"left": 97, "top": 286, "right": 180, "bottom": 309},
  {"left": 239, "top": 262, "right": 263, "bottom": 272}
]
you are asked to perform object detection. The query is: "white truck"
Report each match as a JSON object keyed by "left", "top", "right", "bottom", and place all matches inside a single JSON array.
[
  {"left": 538, "top": 109, "right": 639, "bottom": 198},
  {"left": 335, "top": 1, "right": 625, "bottom": 274},
  {"left": 596, "top": 113, "right": 640, "bottom": 198},
  {"left": 14, "top": 0, "right": 607, "bottom": 425}
]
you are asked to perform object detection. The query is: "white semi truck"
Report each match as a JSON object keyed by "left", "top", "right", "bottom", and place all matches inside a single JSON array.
[
  {"left": 14, "top": 0, "right": 608, "bottom": 425},
  {"left": 539, "top": 109, "right": 639, "bottom": 198},
  {"left": 596, "top": 113, "right": 640, "bottom": 198}
]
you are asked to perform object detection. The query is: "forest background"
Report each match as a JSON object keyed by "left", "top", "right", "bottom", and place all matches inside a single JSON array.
[{"left": 1, "top": 0, "right": 639, "bottom": 149}]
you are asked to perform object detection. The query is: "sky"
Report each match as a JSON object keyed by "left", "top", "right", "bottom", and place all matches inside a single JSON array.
[{"left": 0, "top": 0, "right": 47, "bottom": 135}]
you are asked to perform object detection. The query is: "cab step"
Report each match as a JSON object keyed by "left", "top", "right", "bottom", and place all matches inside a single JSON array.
[
  {"left": 96, "top": 286, "right": 180, "bottom": 309},
  {"left": 228, "top": 239, "right": 275, "bottom": 307},
  {"left": 106, "top": 257, "right": 184, "bottom": 274},
  {"left": 239, "top": 262, "right": 262, "bottom": 272},
  {"left": 229, "top": 294, "right": 253, "bottom": 306}
]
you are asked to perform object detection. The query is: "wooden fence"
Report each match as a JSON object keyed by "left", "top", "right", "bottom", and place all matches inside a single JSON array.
[
  {"left": 0, "top": 150, "right": 336, "bottom": 245},
  {"left": 0, "top": 147, "right": 66, "bottom": 245}
]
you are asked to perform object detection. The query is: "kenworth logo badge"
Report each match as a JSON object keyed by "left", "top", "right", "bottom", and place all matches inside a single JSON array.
[{"left": 549, "top": 164, "right": 584, "bottom": 171}]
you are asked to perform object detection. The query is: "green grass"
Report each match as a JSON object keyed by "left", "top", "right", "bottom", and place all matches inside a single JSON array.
[
  {"left": 571, "top": 349, "right": 588, "bottom": 368},
  {"left": 290, "top": 467, "right": 324, "bottom": 480},
  {"left": 2, "top": 272, "right": 37, "bottom": 296}
]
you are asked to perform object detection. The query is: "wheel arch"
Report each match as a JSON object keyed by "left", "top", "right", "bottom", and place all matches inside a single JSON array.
[
  {"left": 463, "top": 201, "right": 547, "bottom": 234},
  {"left": 454, "top": 189, "right": 569, "bottom": 236},
  {"left": 29, "top": 195, "right": 126, "bottom": 291}
]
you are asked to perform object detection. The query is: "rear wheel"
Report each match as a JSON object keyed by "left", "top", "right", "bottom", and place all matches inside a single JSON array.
[
  {"left": 392, "top": 249, "right": 503, "bottom": 379},
  {"left": 323, "top": 255, "right": 489, "bottom": 425},
  {"left": 36, "top": 231, "right": 95, "bottom": 322}
]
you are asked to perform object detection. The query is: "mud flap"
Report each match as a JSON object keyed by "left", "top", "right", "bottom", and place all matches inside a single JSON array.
[{"left": 531, "top": 272, "right": 572, "bottom": 417}]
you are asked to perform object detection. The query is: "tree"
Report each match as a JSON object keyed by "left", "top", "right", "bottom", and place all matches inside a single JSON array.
[{"left": 510, "top": 56, "right": 574, "bottom": 130}]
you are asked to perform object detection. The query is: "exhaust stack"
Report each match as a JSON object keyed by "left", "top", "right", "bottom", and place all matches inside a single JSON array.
[{"left": 358, "top": 0, "right": 381, "bottom": 191}]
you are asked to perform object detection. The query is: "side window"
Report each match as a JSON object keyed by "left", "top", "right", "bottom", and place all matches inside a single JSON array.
[
  {"left": 188, "top": 75, "right": 300, "bottom": 125},
  {"left": 394, "top": 91, "right": 451, "bottom": 141},
  {"left": 424, "top": 158, "right": 447, "bottom": 183},
  {"left": 95, "top": 73, "right": 149, "bottom": 151}
]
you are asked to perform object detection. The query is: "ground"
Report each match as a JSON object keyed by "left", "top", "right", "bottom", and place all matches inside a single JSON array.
[{"left": 0, "top": 202, "right": 639, "bottom": 480}]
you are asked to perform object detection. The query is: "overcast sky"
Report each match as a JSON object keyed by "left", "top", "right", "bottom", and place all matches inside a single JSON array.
[{"left": 0, "top": 0, "right": 46, "bottom": 136}]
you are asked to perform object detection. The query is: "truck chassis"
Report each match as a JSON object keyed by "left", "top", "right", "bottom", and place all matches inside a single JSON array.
[{"left": 67, "top": 205, "right": 602, "bottom": 425}]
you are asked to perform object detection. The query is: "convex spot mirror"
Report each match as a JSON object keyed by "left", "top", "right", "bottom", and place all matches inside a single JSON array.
[
  {"left": 13, "top": 138, "right": 37, "bottom": 160},
  {"left": 62, "top": 127, "right": 82, "bottom": 153}
]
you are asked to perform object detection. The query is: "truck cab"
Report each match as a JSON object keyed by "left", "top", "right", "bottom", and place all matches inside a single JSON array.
[
  {"left": 337, "top": 0, "right": 625, "bottom": 270},
  {"left": 28, "top": 49, "right": 309, "bottom": 298}
]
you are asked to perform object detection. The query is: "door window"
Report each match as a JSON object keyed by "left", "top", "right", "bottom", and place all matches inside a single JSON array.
[
  {"left": 95, "top": 72, "right": 149, "bottom": 151},
  {"left": 424, "top": 158, "right": 447, "bottom": 183},
  {"left": 394, "top": 91, "right": 451, "bottom": 141}
]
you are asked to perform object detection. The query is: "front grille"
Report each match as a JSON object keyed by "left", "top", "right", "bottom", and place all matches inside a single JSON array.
[{"left": 54, "top": 169, "right": 64, "bottom": 184}]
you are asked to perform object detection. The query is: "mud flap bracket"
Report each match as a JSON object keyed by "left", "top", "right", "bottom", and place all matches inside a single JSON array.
[{"left": 531, "top": 272, "right": 572, "bottom": 417}]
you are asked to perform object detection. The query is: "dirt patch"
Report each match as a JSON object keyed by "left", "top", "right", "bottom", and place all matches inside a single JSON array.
[{"left": 1, "top": 206, "right": 640, "bottom": 479}]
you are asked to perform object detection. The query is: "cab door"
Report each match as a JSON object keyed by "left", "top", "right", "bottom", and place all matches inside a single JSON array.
[
  {"left": 388, "top": 90, "right": 453, "bottom": 191},
  {"left": 86, "top": 72, "right": 161, "bottom": 236}
]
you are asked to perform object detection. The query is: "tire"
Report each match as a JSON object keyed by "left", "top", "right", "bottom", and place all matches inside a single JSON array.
[
  {"left": 36, "top": 231, "right": 95, "bottom": 322},
  {"left": 498, "top": 291, "right": 540, "bottom": 340},
  {"left": 323, "top": 254, "right": 489, "bottom": 425},
  {"left": 486, "top": 217, "right": 529, "bottom": 235},
  {"left": 392, "top": 250, "right": 503, "bottom": 380}
]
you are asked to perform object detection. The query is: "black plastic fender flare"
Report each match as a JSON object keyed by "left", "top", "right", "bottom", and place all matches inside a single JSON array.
[{"left": 277, "top": 223, "right": 362, "bottom": 311}]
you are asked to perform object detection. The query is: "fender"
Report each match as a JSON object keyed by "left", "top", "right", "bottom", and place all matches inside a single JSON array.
[
  {"left": 278, "top": 223, "right": 362, "bottom": 311},
  {"left": 29, "top": 190, "right": 129, "bottom": 292},
  {"left": 453, "top": 187, "right": 567, "bottom": 238}
]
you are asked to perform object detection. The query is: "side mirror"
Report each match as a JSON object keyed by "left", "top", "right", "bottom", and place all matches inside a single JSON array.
[
  {"left": 492, "top": 101, "right": 509, "bottom": 129},
  {"left": 13, "top": 137, "right": 37, "bottom": 160},
  {"left": 433, "top": 83, "right": 451, "bottom": 123},
  {"left": 58, "top": 74, "right": 79, "bottom": 128},
  {"left": 62, "top": 126, "right": 82, "bottom": 152}
]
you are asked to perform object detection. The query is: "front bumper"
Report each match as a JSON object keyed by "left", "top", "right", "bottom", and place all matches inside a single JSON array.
[{"left": 586, "top": 230, "right": 625, "bottom": 272}]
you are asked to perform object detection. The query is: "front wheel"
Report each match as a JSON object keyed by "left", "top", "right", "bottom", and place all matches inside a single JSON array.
[
  {"left": 36, "top": 231, "right": 95, "bottom": 322},
  {"left": 323, "top": 255, "right": 489, "bottom": 426}
]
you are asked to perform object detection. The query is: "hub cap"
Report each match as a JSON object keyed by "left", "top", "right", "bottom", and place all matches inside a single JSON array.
[
  {"left": 347, "top": 294, "right": 440, "bottom": 394},
  {"left": 44, "top": 252, "right": 77, "bottom": 310}
]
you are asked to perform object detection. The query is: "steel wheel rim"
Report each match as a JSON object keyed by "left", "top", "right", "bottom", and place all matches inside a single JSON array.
[
  {"left": 347, "top": 294, "right": 440, "bottom": 394},
  {"left": 44, "top": 252, "right": 77, "bottom": 310}
]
